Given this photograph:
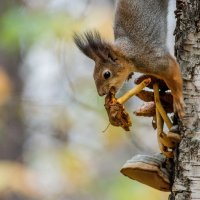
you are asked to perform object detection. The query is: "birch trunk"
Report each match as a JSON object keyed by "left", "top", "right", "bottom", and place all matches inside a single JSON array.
[{"left": 170, "top": 0, "right": 200, "bottom": 199}]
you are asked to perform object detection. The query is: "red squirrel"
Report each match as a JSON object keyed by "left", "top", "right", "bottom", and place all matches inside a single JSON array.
[{"left": 74, "top": 0, "right": 185, "bottom": 118}]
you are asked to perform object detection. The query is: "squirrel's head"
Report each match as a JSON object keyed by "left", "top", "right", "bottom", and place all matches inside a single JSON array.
[{"left": 74, "top": 31, "right": 132, "bottom": 96}]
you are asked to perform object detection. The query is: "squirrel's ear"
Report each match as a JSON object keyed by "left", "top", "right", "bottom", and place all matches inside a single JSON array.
[
  {"left": 74, "top": 31, "right": 117, "bottom": 62},
  {"left": 73, "top": 33, "right": 96, "bottom": 60}
]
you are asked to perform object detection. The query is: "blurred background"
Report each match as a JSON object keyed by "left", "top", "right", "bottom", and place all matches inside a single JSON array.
[{"left": 0, "top": 0, "right": 176, "bottom": 200}]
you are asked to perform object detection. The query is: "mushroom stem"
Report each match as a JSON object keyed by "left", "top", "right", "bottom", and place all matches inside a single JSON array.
[
  {"left": 153, "top": 83, "right": 173, "bottom": 129},
  {"left": 154, "top": 83, "right": 174, "bottom": 158},
  {"left": 156, "top": 107, "right": 173, "bottom": 158},
  {"left": 117, "top": 78, "right": 151, "bottom": 104}
]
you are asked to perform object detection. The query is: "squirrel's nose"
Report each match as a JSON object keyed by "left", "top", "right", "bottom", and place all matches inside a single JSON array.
[{"left": 98, "top": 90, "right": 106, "bottom": 96}]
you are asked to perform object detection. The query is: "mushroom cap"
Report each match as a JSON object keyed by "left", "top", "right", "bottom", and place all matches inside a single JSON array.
[
  {"left": 120, "top": 154, "right": 171, "bottom": 192},
  {"left": 134, "top": 75, "right": 168, "bottom": 91},
  {"left": 134, "top": 101, "right": 173, "bottom": 117},
  {"left": 136, "top": 90, "right": 173, "bottom": 104}
]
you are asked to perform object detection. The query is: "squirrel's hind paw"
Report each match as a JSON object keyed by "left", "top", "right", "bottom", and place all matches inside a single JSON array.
[{"left": 173, "top": 98, "right": 185, "bottom": 119}]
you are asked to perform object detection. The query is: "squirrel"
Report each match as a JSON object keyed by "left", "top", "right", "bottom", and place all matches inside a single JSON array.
[{"left": 74, "top": 0, "right": 185, "bottom": 118}]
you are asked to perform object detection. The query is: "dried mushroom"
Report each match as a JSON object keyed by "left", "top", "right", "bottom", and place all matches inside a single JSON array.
[
  {"left": 134, "top": 75, "right": 169, "bottom": 91},
  {"left": 104, "top": 88, "right": 132, "bottom": 131},
  {"left": 104, "top": 78, "right": 151, "bottom": 131},
  {"left": 136, "top": 90, "right": 173, "bottom": 105},
  {"left": 134, "top": 101, "right": 173, "bottom": 117}
]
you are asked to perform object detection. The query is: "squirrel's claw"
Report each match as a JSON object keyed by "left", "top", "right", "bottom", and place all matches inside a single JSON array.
[{"left": 173, "top": 97, "right": 186, "bottom": 119}]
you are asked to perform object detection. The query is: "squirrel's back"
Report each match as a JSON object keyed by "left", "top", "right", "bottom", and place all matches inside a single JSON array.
[{"left": 114, "top": 0, "right": 169, "bottom": 58}]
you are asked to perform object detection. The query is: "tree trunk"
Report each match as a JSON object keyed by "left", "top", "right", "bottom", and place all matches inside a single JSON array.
[{"left": 170, "top": 0, "right": 200, "bottom": 199}]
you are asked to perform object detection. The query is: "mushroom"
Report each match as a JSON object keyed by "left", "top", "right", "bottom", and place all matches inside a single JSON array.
[
  {"left": 120, "top": 154, "right": 171, "bottom": 191},
  {"left": 104, "top": 78, "right": 151, "bottom": 131}
]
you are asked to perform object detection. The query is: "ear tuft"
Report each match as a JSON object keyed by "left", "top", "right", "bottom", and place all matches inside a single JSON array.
[
  {"left": 73, "top": 30, "right": 111, "bottom": 61},
  {"left": 73, "top": 32, "right": 92, "bottom": 58}
]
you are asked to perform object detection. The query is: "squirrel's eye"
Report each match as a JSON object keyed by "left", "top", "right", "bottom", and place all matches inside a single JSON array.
[{"left": 103, "top": 71, "right": 111, "bottom": 80}]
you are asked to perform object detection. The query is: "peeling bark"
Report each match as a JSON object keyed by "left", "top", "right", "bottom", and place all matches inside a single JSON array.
[{"left": 170, "top": 0, "right": 200, "bottom": 200}]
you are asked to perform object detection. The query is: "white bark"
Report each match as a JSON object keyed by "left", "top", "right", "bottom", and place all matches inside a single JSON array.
[{"left": 170, "top": 0, "right": 200, "bottom": 199}]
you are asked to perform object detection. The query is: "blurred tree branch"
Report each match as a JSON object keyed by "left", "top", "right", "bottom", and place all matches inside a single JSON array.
[{"left": 0, "top": 1, "right": 25, "bottom": 161}]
